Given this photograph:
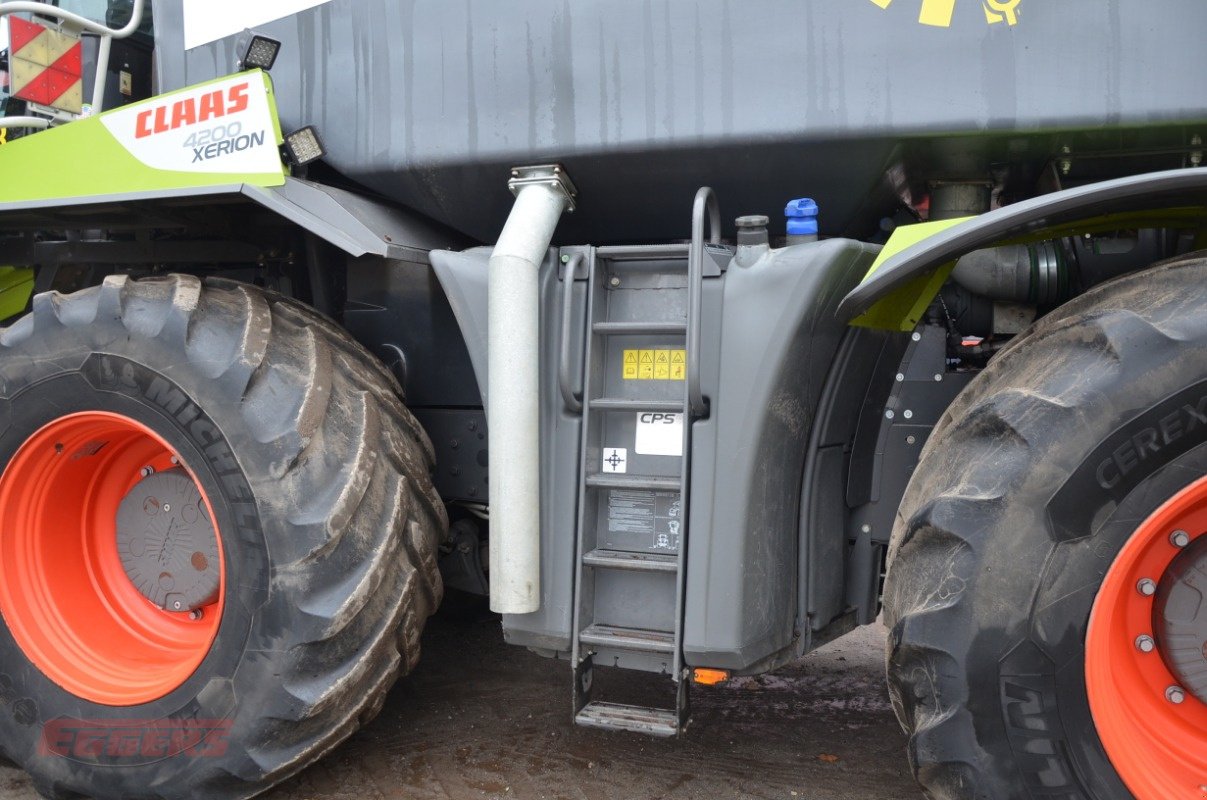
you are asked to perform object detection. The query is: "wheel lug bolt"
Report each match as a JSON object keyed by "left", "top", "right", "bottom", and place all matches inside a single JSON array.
[
  {"left": 1135, "top": 635, "right": 1156, "bottom": 653},
  {"left": 1170, "top": 529, "right": 1190, "bottom": 548},
  {"left": 188, "top": 609, "right": 204, "bottom": 621},
  {"left": 1166, "top": 685, "right": 1186, "bottom": 704},
  {"left": 140, "top": 465, "right": 154, "bottom": 477},
  {"left": 1136, "top": 578, "right": 1157, "bottom": 596}
]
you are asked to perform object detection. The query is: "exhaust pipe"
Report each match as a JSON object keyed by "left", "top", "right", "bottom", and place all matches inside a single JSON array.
[{"left": 488, "top": 165, "right": 576, "bottom": 614}]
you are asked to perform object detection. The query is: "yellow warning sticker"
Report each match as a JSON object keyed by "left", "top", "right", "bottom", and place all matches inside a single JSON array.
[
  {"left": 870, "top": 0, "right": 1020, "bottom": 28},
  {"left": 623, "top": 349, "right": 687, "bottom": 381}
]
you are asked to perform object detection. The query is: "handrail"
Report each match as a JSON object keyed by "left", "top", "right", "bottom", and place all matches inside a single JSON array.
[
  {"left": 0, "top": 0, "right": 147, "bottom": 114},
  {"left": 0, "top": 0, "right": 145, "bottom": 39},
  {"left": 557, "top": 252, "right": 586, "bottom": 413},
  {"left": 686, "top": 186, "right": 719, "bottom": 417}
]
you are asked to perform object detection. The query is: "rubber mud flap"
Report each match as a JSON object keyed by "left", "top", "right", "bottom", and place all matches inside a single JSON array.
[
  {"left": 0, "top": 275, "right": 445, "bottom": 800},
  {"left": 883, "top": 253, "right": 1207, "bottom": 800}
]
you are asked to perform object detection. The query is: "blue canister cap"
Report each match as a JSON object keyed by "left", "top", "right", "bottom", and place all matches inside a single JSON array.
[{"left": 785, "top": 198, "right": 819, "bottom": 236}]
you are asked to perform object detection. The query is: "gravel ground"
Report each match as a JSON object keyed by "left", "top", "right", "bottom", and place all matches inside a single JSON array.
[{"left": 0, "top": 600, "right": 921, "bottom": 800}]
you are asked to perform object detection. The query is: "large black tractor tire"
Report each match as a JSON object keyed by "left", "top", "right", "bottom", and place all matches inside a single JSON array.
[
  {"left": 884, "top": 254, "right": 1207, "bottom": 799},
  {"left": 0, "top": 275, "right": 446, "bottom": 799}
]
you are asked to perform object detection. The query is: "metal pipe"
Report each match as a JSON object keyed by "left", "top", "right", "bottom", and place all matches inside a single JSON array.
[
  {"left": 0, "top": 0, "right": 146, "bottom": 38},
  {"left": 0, "top": 116, "right": 50, "bottom": 130},
  {"left": 488, "top": 165, "right": 576, "bottom": 614},
  {"left": 90, "top": 33, "right": 112, "bottom": 112}
]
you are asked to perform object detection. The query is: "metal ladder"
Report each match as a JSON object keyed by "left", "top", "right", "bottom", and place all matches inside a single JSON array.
[{"left": 566, "top": 189, "right": 720, "bottom": 736}]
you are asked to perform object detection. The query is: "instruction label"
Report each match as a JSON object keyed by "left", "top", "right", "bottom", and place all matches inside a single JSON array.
[
  {"left": 623, "top": 349, "right": 686, "bottom": 381},
  {"left": 606, "top": 490, "right": 681, "bottom": 551}
]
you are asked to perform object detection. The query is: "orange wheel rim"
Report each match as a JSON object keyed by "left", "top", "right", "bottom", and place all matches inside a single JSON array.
[
  {"left": 1086, "top": 474, "right": 1207, "bottom": 799},
  {"left": 0, "top": 412, "right": 225, "bottom": 706}
]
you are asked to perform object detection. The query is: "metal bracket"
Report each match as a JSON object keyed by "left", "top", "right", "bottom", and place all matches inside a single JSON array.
[{"left": 508, "top": 164, "right": 578, "bottom": 213}]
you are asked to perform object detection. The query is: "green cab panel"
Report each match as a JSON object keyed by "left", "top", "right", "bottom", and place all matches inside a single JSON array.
[{"left": 0, "top": 70, "right": 285, "bottom": 207}]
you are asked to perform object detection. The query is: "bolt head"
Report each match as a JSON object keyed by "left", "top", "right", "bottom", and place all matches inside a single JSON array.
[
  {"left": 1170, "top": 529, "right": 1191, "bottom": 548},
  {"left": 895, "top": 373, "right": 904, "bottom": 382},
  {"left": 163, "top": 503, "right": 171, "bottom": 512},
  {"left": 1166, "top": 685, "right": 1186, "bottom": 704},
  {"left": 1135, "top": 635, "right": 1156, "bottom": 653},
  {"left": 172, "top": 600, "right": 183, "bottom": 610},
  {"left": 170, "top": 455, "right": 180, "bottom": 465},
  {"left": 885, "top": 409, "right": 895, "bottom": 420},
  {"left": 903, "top": 410, "right": 914, "bottom": 420},
  {"left": 189, "top": 609, "right": 204, "bottom": 621},
  {"left": 609, "top": 276, "right": 621, "bottom": 287},
  {"left": 934, "top": 374, "right": 943, "bottom": 382},
  {"left": 1137, "top": 578, "right": 1157, "bottom": 597},
  {"left": 140, "top": 466, "right": 154, "bottom": 477},
  {"left": 911, "top": 332, "right": 922, "bottom": 342}
]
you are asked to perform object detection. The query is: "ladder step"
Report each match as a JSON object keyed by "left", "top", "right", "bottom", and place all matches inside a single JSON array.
[
  {"left": 586, "top": 474, "right": 681, "bottom": 491},
  {"left": 583, "top": 549, "right": 679, "bottom": 573},
  {"left": 589, "top": 398, "right": 683, "bottom": 413},
  {"left": 593, "top": 321, "right": 687, "bottom": 335},
  {"left": 580, "top": 624, "right": 675, "bottom": 654},
  {"left": 575, "top": 702, "right": 679, "bottom": 737}
]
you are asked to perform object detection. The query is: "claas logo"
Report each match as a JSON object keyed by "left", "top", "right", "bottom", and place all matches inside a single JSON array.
[
  {"left": 134, "top": 83, "right": 251, "bottom": 139},
  {"left": 870, "top": 0, "right": 1020, "bottom": 27}
]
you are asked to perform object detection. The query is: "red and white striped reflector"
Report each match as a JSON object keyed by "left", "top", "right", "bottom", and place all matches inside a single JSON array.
[{"left": 8, "top": 17, "right": 83, "bottom": 114}]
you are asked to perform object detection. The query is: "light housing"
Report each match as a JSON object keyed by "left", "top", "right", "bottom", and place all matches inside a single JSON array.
[
  {"left": 241, "top": 35, "right": 281, "bottom": 71},
  {"left": 283, "top": 126, "right": 326, "bottom": 166}
]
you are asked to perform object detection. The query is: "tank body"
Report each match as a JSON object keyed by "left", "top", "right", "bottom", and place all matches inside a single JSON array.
[{"left": 154, "top": 0, "right": 1207, "bottom": 243}]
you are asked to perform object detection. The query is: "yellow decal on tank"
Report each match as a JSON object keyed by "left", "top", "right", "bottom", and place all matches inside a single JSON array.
[{"left": 871, "top": 0, "right": 1020, "bottom": 27}]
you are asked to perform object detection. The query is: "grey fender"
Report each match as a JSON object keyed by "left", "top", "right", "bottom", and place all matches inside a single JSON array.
[
  {"left": 428, "top": 248, "right": 492, "bottom": 408},
  {"left": 837, "top": 167, "right": 1207, "bottom": 322},
  {"left": 0, "top": 177, "right": 464, "bottom": 261}
]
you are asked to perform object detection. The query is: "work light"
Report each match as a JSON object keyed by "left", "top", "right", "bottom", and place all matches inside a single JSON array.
[
  {"left": 283, "top": 126, "right": 326, "bottom": 166},
  {"left": 241, "top": 35, "right": 281, "bottom": 71}
]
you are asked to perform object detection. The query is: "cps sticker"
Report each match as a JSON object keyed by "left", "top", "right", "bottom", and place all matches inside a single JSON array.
[{"left": 635, "top": 412, "right": 683, "bottom": 457}]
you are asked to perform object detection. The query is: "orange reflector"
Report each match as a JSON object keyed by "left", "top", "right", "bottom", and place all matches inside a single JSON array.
[{"left": 692, "top": 668, "right": 730, "bottom": 686}]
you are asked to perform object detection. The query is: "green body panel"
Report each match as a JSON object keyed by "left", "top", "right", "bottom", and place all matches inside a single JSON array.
[
  {"left": 850, "top": 217, "right": 971, "bottom": 331},
  {"left": 0, "top": 267, "right": 35, "bottom": 321},
  {"left": 0, "top": 71, "right": 286, "bottom": 205}
]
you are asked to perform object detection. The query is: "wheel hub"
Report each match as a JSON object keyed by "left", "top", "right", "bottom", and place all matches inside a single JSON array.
[
  {"left": 0, "top": 411, "right": 224, "bottom": 705},
  {"left": 1085, "top": 475, "right": 1207, "bottom": 800},
  {"left": 1155, "top": 534, "right": 1207, "bottom": 707},
  {"left": 116, "top": 468, "right": 220, "bottom": 612}
]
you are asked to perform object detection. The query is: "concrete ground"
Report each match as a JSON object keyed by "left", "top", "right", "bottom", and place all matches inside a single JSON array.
[{"left": 1, "top": 600, "right": 921, "bottom": 800}]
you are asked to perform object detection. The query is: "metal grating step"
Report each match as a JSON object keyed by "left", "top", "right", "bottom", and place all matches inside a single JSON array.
[
  {"left": 583, "top": 548, "right": 678, "bottom": 573},
  {"left": 593, "top": 321, "right": 687, "bottom": 335},
  {"left": 575, "top": 701, "right": 679, "bottom": 737},
  {"left": 579, "top": 624, "right": 675, "bottom": 654},
  {"left": 586, "top": 474, "right": 681, "bottom": 491},
  {"left": 589, "top": 398, "right": 683, "bottom": 413}
]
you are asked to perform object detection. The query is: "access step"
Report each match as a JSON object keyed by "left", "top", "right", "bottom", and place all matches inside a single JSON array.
[
  {"left": 579, "top": 624, "right": 675, "bottom": 654},
  {"left": 586, "top": 474, "right": 681, "bottom": 491},
  {"left": 588, "top": 398, "right": 683, "bottom": 413},
  {"left": 575, "top": 701, "right": 680, "bottom": 737},
  {"left": 582, "top": 549, "right": 678, "bottom": 573},
  {"left": 593, "top": 321, "right": 687, "bottom": 335}
]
